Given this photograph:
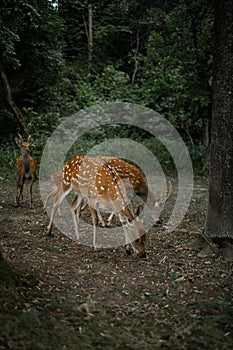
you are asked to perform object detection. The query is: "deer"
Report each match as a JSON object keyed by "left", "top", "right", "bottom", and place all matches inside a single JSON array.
[
  {"left": 15, "top": 134, "right": 37, "bottom": 208},
  {"left": 44, "top": 156, "right": 172, "bottom": 246},
  {"left": 72, "top": 156, "right": 172, "bottom": 227},
  {"left": 44, "top": 156, "right": 172, "bottom": 227},
  {"left": 47, "top": 156, "right": 147, "bottom": 258}
]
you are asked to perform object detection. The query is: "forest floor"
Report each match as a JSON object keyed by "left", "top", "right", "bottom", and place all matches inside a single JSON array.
[{"left": 0, "top": 172, "right": 233, "bottom": 349}]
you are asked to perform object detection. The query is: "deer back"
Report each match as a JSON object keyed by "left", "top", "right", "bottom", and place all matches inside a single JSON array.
[{"left": 67, "top": 157, "right": 129, "bottom": 214}]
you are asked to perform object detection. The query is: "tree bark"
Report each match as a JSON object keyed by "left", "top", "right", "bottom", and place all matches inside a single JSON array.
[
  {"left": 204, "top": 0, "right": 233, "bottom": 239},
  {"left": 131, "top": 28, "right": 140, "bottom": 85},
  {"left": 0, "top": 64, "right": 27, "bottom": 134},
  {"left": 88, "top": 4, "right": 93, "bottom": 70},
  {"left": 83, "top": 4, "right": 93, "bottom": 71}
]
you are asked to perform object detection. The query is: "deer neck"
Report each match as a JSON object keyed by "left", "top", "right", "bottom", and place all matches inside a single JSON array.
[{"left": 22, "top": 153, "right": 30, "bottom": 174}]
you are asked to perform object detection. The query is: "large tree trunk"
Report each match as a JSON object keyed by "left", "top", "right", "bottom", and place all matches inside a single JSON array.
[{"left": 204, "top": 0, "right": 233, "bottom": 240}]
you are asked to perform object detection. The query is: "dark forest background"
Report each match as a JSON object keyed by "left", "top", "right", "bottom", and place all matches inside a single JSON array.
[{"left": 0, "top": 0, "right": 214, "bottom": 173}]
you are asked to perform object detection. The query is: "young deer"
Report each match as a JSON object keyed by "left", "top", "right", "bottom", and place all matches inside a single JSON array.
[
  {"left": 15, "top": 134, "right": 37, "bottom": 208},
  {"left": 47, "top": 156, "right": 146, "bottom": 258}
]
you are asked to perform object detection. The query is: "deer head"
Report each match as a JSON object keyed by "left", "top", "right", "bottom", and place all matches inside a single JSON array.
[{"left": 15, "top": 134, "right": 34, "bottom": 156}]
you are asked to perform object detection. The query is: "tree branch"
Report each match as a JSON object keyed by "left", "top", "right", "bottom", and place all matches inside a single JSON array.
[{"left": 131, "top": 28, "right": 140, "bottom": 86}]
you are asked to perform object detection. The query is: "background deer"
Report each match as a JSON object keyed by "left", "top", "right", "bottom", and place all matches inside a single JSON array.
[
  {"left": 15, "top": 134, "right": 37, "bottom": 208},
  {"left": 47, "top": 156, "right": 146, "bottom": 257}
]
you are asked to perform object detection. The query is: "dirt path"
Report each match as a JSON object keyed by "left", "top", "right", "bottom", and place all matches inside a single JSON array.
[{"left": 0, "top": 176, "right": 232, "bottom": 349}]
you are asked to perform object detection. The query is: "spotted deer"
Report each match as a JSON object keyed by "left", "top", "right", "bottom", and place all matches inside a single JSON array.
[
  {"left": 47, "top": 156, "right": 146, "bottom": 258},
  {"left": 45, "top": 156, "right": 172, "bottom": 227},
  {"left": 72, "top": 156, "right": 172, "bottom": 227},
  {"left": 15, "top": 134, "right": 37, "bottom": 208}
]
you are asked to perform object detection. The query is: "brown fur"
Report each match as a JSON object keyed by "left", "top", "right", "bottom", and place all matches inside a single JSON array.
[
  {"left": 15, "top": 134, "right": 37, "bottom": 208},
  {"left": 47, "top": 156, "right": 146, "bottom": 257}
]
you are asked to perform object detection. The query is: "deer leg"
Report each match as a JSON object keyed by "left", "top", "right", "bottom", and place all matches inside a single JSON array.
[
  {"left": 79, "top": 199, "right": 103, "bottom": 226},
  {"left": 29, "top": 176, "right": 35, "bottom": 208},
  {"left": 97, "top": 210, "right": 106, "bottom": 227},
  {"left": 15, "top": 176, "right": 21, "bottom": 206},
  {"left": 89, "top": 207, "right": 98, "bottom": 250},
  {"left": 43, "top": 187, "right": 57, "bottom": 210},
  {"left": 73, "top": 204, "right": 81, "bottom": 240},
  {"left": 43, "top": 187, "right": 61, "bottom": 216},
  {"left": 71, "top": 195, "right": 84, "bottom": 241},
  {"left": 16, "top": 176, "right": 25, "bottom": 206},
  {"left": 81, "top": 201, "right": 87, "bottom": 211},
  {"left": 47, "top": 189, "right": 70, "bottom": 236},
  {"left": 107, "top": 212, "right": 115, "bottom": 226}
]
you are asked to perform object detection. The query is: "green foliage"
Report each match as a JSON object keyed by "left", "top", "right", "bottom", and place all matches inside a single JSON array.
[
  {"left": 50, "top": 65, "right": 137, "bottom": 112},
  {"left": 136, "top": 2, "right": 213, "bottom": 142},
  {"left": 142, "top": 137, "right": 176, "bottom": 174},
  {"left": 23, "top": 107, "right": 60, "bottom": 136},
  {"left": 0, "top": 137, "right": 17, "bottom": 171},
  {"left": 0, "top": 0, "right": 215, "bottom": 174},
  {"left": 0, "top": 0, "right": 64, "bottom": 103},
  {"left": 0, "top": 23, "right": 20, "bottom": 69}
]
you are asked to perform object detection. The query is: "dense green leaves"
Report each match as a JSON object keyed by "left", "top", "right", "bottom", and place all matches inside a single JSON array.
[
  {"left": 0, "top": 0, "right": 215, "bottom": 173},
  {"left": 0, "top": 0, "right": 64, "bottom": 101}
]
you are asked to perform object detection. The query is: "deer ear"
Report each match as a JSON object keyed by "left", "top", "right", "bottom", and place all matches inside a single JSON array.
[
  {"left": 28, "top": 135, "right": 34, "bottom": 144},
  {"left": 136, "top": 204, "right": 144, "bottom": 220},
  {"left": 15, "top": 134, "right": 22, "bottom": 146}
]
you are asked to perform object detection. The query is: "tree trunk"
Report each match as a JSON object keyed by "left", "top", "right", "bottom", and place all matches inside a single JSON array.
[
  {"left": 0, "top": 64, "right": 28, "bottom": 134},
  {"left": 83, "top": 4, "right": 93, "bottom": 71},
  {"left": 204, "top": 0, "right": 233, "bottom": 239},
  {"left": 88, "top": 4, "right": 93, "bottom": 70}
]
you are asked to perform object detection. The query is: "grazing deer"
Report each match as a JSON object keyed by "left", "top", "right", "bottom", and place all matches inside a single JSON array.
[
  {"left": 45, "top": 156, "right": 172, "bottom": 234},
  {"left": 72, "top": 156, "right": 172, "bottom": 226},
  {"left": 47, "top": 156, "right": 146, "bottom": 258},
  {"left": 15, "top": 134, "right": 37, "bottom": 208}
]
